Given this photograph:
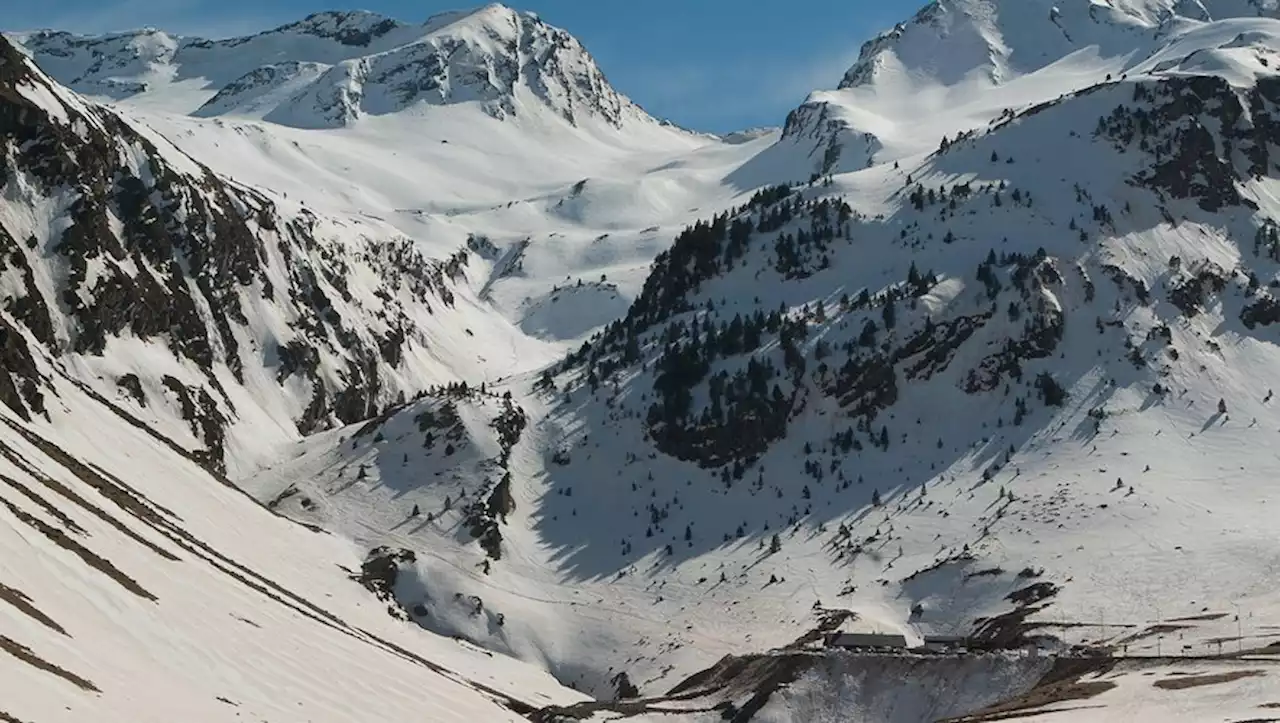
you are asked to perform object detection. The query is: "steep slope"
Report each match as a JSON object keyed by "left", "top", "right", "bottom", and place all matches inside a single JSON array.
[
  {"left": 250, "top": 18, "right": 1280, "bottom": 710},
  {"left": 17, "top": 2, "right": 1280, "bottom": 720},
  {"left": 0, "top": 368, "right": 604, "bottom": 722}
]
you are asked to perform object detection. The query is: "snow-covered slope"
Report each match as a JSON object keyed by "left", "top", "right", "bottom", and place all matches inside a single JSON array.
[
  {"left": 761, "top": 0, "right": 1280, "bottom": 177},
  {"left": 0, "top": 33, "right": 576, "bottom": 480},
  {"left": 8, "top": 4, "right": 763, "bottom": 355},
  {"left": 0, "top": 363, "right": 597, "bottom": 723},
  {"left": 244, "top": 11, "right": 1280, "bottom": 714}
]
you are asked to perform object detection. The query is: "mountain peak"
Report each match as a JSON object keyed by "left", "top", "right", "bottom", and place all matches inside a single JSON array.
[
  {"left": 219, "top": 5, "right": 648, "bottom": 129},
  {"left": 837, "top": 0, "right": 1280, "bottom": 91},
  {"left": 275, "top": 10, "right": 408, "bottom": 46},
  {"left": 7, "top": 5, "right": 659, "bottom": 131}
]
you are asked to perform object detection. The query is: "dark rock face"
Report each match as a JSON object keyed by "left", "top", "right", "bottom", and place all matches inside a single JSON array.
[
  {"left": 0, "top": 319, "right": 45, "bottom": 422},
  {"left": 1096, "top": 76, "right": 1280, "bottom": 212},
  {"left": 465, "top": 394, "right": 528, "bottom": 561},
  {"left": 353, "top": 546, "right": 417, "bottom": 620},
  {"left": 282, "top": 11, "right": 405, "bottom": 47},
  {"left": 1168, "top": 262, "right": 1229, "bottom": 318},
  {"left": 160, "top": 376, "right": 229, "bottom": 475},
  {"left": 0, "top": 36, "right": 468, "bottom": 471},
  {"left": 964, "top": 310, "right": 1064, "bottom": 394},
  {"left": 1242, "top": 294, "right": 1280, "bottom": 328}
]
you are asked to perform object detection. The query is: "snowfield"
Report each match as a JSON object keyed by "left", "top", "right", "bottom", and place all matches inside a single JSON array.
[
  {"left": 0, "top": 372, "right": 593, "bottom": 722},
  {"left": 11, "top": 1, "right": 1280, "bottom": 721}
]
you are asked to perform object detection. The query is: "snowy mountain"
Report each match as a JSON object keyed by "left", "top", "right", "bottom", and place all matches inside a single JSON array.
[
  {"left": 9, "top": 4, "right": 665, "bottom": 131},
  {"left": 0, "top": 32, "right": 565, "bottom": 479},
  {"left": 837, "top": 0, "right": 1280, "bottom": 91},
  {"left": 10, "top": 1, "right": 1280, "bottom": 721},
  {"left": 536, "top": 8, "right": 1280, "bottom": 699},
  {"left": 246, "top": 8, "right": 1280, "bottom": 716},
  {"left": 769, "top": 0, "right": 1280, "bottom": 177}
]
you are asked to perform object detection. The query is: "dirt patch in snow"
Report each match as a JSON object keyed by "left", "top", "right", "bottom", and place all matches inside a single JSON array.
[
  {"left": 0, "top": 454, "right": 176, "bottom": 562},
  {"left": 941, "top": 657, "right": 1117, "bottom": 722},
  {"left": 0, "top": 491, "right": 157, "bottom": 601},
  {"left": 1113, "top": 623, "right": 1193, "bottom": 646},
  {"left": 0, "top": 634, "right": 98, "bottom": 692},
  {"left": 1154, "top": 670, "right": 1265, "bottom": 690},
  {"left": 0, "top": 584, "right": 67, "bottom": 636},
  {"left": 1169, "top": 612, "right": 1229, "bottom": 623}
]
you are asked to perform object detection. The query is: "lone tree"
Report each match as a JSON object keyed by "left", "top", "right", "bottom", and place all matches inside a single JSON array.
[
  {"left": 1036, "top": 372, "right": 1067, "bottom": 407},
  {"left": 882, "top": 295, "right": 897, "bottom": 330},
  {"left": 1219, "top": 398, "right": 1228, "bottom": 414},
  {"left": 769, "top": 534, "right": 782, "bottom": 554}
]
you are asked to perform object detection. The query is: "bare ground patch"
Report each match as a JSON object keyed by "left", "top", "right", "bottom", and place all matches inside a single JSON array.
[
  {"left": 532, "top": 652, "right": 811, "bottom": 722},
  {"left": 941, "top": 658, "right": 1118, "bottom": 723},
  {"left": 0, "top": 634, "right": 98, "bottom": 692},
  {"left": 0, "top": 492, "right": 156, "bottom": 601},
  {"left": 1154, "top": 670, "right": 1265, "bottom": 690},
  {"left": 0, "top": 584, "right": 67, "bottom": 636},
  {"left": 947, "top": 704, "right": 1108, "bottom": 722},
  {"left": 1170, "top": 613, "right": 1229, "bottom": 623},
  {"left": 0, "top": 439, "right": 178, "bottom": 561},
  {"left": 0, "top": 472, "right": 84, "bottom": 535},
  {"left": 1113, "top": 624, "right": 1193, "bottom": 646}
]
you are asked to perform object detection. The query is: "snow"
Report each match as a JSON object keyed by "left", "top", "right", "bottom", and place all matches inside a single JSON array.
[
  {"left": 12, "top": 1, "right": 1280, "bottom": 720},
  {"left": 0, "top": 374, "right": 592, "bottom": 723}
]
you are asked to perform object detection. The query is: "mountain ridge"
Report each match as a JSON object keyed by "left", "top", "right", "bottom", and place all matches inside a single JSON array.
[
  {"left": 7, "top": 3, "right": 663, "bottom": 131},
  {"left": 769, "top": 0, "right": 1280, "bottom": 180}
]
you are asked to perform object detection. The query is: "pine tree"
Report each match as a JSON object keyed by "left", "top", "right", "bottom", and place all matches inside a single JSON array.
[
  {"left": 882, "top": 296, "right": 897, "bottom": 330},
  {"left": 769, "top": 534, "right": 782, "bottom": 554}
]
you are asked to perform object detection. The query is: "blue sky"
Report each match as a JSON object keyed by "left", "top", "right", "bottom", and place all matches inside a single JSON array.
[{"left": 7, "top": 0, "right": 921, "bottom": 132}]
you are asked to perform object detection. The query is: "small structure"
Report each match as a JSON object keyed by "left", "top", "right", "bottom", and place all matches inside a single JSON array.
[
  {"left": 919, "top": 634, "right": 968, "bottom": 653},
  {"left": 824, "top": 632, "right": 909, "bottom": 650}
]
